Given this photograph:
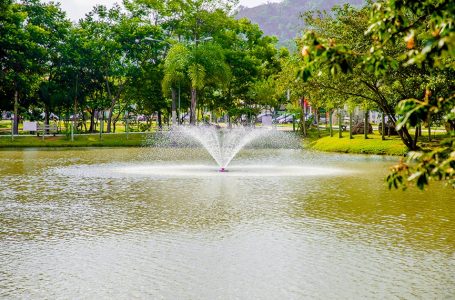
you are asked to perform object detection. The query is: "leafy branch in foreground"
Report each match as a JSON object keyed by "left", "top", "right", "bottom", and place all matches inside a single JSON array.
[
  {"left": 298, "top": 1, "right": 454, "bottom": 190},
  {"left": 388, "top": 93, "right": 455, "bottom": 190}
]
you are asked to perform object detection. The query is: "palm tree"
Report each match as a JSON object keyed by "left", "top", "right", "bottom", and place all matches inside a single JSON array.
[
  {"left": 162, "top": 44, "right": 189, "bottom": 125},
  {"left": 163, "top": 42, "right": 231, "bottom": 125}
]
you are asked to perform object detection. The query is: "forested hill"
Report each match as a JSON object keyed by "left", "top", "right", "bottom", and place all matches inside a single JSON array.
[{"left": 237, "top": 0, "right": 365, "bottom": 45}]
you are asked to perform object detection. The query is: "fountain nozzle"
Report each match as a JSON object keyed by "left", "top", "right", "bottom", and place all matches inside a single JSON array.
[{"left": 219, "top": 167, "right": 225, "bottom": 172}]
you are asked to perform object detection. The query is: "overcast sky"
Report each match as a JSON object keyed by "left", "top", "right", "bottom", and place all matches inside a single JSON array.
[{"left": 56, "top": 0, "right": 282, "bottom": 21}]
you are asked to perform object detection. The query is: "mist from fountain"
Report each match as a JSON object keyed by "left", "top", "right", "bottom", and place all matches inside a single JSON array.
[
  {"left": 150, "top": 125, "right": 299, "bottom": 171},
  {"left": 180, "top": 126, "right": 273, "bottom": 170}
]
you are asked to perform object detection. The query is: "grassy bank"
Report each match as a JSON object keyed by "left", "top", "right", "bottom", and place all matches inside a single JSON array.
[
  {"left": 309, "top": 133, "right": 408, "bottom": 156},
  {"left": 1, "top": 126, "right": 444, "bottom": 157},
  {"left": 0, "top": 133, "right": 148, "bottom": 148}
]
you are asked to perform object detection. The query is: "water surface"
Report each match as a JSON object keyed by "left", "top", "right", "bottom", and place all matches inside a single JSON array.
[{"left": 0, "top": 148, "right": 454, "bottom": 299}]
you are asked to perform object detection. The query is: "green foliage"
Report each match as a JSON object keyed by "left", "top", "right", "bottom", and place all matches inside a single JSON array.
[
  {"left": 388, "top": 138, "right": 455, "bottom": 190},
  {"left": 162, "top": 43, "right": 189, "bottom": 93},
  {"left": 1, "top": 0, "right": 279, "bottom": 130},
  {"left": 296, "top": 0, "right": 454, "bottom": 189}
]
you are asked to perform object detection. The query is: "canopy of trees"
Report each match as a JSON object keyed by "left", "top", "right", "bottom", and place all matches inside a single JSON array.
[
  {"left": 294, "top": 0, "right": 454, "bottom": 189},
  {"left": 0, "top": 0, "right": 284, "bottom": 131}
]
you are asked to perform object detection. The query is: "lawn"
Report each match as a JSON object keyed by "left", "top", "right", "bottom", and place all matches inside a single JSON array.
[
  {"left": 0, "top": 132, "right": 148, "bottom": 147},
  {"left": 1, "top": 122, "right": 448, "bottom": 156},
  {"left": 310, "top": 133, "right": 408, "bottom": 156},
  {"left": 0, "top": 119, "right": 156, "bottom": 135}
]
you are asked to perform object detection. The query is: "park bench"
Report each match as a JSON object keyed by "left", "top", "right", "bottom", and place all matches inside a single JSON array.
[
  {"left": 23, "top": 121, "right": 59, "bottom": 136},
  {"left": 36, "top": 123, "right": 58, "bottom": 136},
  {"left": 37, "top": 123, "right": 58, "bottom": 136}
]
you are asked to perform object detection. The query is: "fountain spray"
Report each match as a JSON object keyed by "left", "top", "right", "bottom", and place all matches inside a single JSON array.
[{"left": 170, "top": 126, "right": 276, "bottom": 172}]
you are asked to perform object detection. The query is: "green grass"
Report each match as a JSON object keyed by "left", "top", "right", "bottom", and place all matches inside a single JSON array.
[
  {"left": 0, "top": 124, "right": 447, "bottom": 156},
  {"left": 309, "top": 132, "right": 408, "bottom": 156},
  {"left": 0, "top": 120, "right": 155, "bottom": 135},
  {"left": 0, "top": 133, "right": 148, "bottom": 148}
]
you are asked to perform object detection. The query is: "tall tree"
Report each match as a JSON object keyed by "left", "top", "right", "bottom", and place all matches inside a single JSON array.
[
  {"left": 163, "top": 42, "right": 230, "bottom": 124},
  {"left": 298, "top": 0, "right": 454, "bottom": 189},
  {"left": 0, "top": 0, "right": 51, "bottom": 133}
]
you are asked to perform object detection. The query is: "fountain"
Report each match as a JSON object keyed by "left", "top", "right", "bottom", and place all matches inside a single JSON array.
[
  {"left": 176, "top": 126, "right": 274, "bottom": 172},
  {"left": 54, "top": 125, "right": 349, "bottom": 179}
]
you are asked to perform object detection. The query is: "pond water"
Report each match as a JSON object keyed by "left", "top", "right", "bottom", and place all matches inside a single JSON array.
[{"left": 0, "top": 147, "right": 454, "bottom": 298}]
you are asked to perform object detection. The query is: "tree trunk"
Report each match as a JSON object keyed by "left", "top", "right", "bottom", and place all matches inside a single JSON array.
[
  {"left": 171, "top": 88, "right": 177, "bottom": 126},
  {"left": 349, "top": 112, "right": 353, "bottom": 139},
  {"left": 94, "top": 112, "right": 99, "bottom": 132},
  {"left": 190, "top": 88, "right": 197, "bottom": 125},
  {"left": 300, "top": 98, "right": 306, "bottom": 137},
  {"left": 107, "top": 108, "right": 113, "bottom": 133},
  {"left": 381, "top": 111, "right": 385, "bottom": 140},
  {"left": 413, "top": 125, "right": 419, "bottom": 149},
  {"left": 105, "top": 77, "right": 124, "bottom": 133},
  {"left": 382, "top": 107, "right": 416, "bottom": 150},
  {"left": 428, "top": 113, "right": 432, "bottom": 142},
  {"left": 338, "top": 110, "right": 342, "bottom": 138},
  {"left": 44, "top": 105, "right": 50, "bottom": 134},
  {"left": 199, "top": 96, "right": 203, "bottom": 123},
  {"left": 329, "top": 110, "right": 333, "bottom": 137},
  {"left": 13, "top": 90, "right": 19, "bottom": 135},
  {"left": 81, "top": 110, "right": 87, "bottom": 133},
  {"left": 89, "top": 111, "right": 95, "bottom": 133},
  {"left": 167, "top": 109, "right": 170, "bottom": 127},
  {"left": 157, "top": 110, "right": 162, "bottom": 129},
  {"left": 105, "top": 77, "right": 113, "bottom": 133},
  {"left": 99, "top": 111, "right": 103, "bottom": 140},
  {"left": 364, "top": 110, "right": 369, "bottom": 139},
  {"left": 315, "top": 109, "right": 320, "bottom": 138},
  {"left": 73, "top": 101, "right": 77, "bottom": 135}
]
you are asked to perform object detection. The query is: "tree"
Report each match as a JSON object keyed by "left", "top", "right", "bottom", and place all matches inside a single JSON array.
[
  {"left": 1, "top": 0, "right": 283, "bottom": 135},
  {"left": 163, "top": 42, "right": 230, "bottom": 125},
  {"left": 0, "top": 0, "right": 52, "bottom": 133},
  {"left": 298, "top": 0, "right": 454, "bottom": 189},
  {"left": 25, "top": 1, "right": 72, "bottom": 129},
  {"left": 298, "top": 4, "right": 445, "bottom": 149}
]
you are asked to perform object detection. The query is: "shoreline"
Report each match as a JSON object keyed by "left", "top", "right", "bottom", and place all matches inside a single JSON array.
[{"left": 2, "top": 130, "right": 446, "bottom": 157}]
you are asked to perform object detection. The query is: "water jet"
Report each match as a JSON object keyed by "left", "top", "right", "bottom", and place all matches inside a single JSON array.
[{"left": 164, "top": 126, "right": 281, "bottom": 170}]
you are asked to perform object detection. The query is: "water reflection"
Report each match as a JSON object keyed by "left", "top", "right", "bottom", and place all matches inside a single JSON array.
[{"left": 0, "top": 148, "right": 454, "bottom": 298}]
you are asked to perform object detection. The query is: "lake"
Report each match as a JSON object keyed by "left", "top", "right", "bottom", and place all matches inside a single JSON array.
[{"left": 0, "top": 147, "right": 454, "bottom": 298}]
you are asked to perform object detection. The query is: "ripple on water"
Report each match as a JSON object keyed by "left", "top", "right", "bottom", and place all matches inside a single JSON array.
[
  {"left": 51, "top": 162, "right": 351, "bottom": 178},
  {"left": 0, "top": 148, "right": 454, "bottom": 298}
]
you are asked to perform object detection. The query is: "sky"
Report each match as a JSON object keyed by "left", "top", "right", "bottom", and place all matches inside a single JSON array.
[{"left": 55, "top": 0, "right": 282, "bottom": 21}]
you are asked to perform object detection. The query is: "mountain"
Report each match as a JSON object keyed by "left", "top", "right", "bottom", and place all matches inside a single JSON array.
[{"left": 237, "top": 0, "right": 365, "bottom": 46}]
